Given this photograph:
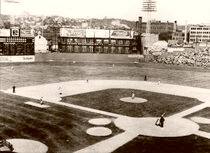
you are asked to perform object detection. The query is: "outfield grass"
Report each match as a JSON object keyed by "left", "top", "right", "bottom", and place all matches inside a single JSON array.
[
  {"left": 62, "top": 89, "right": 202, "bottom": 117},
  {"left": 2, "top": 61, "right": 210, "bottom": 90},
  {"left": 0, "top": 92, "right": 121, "bottom": 153}
]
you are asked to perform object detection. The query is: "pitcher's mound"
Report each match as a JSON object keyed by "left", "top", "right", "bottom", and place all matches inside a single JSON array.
[
  {"left": 6, "top": 139, "right": 48, "bottom": 153},
  {"left": 120, "top": 97, "right": 147, "bottom": 103}
]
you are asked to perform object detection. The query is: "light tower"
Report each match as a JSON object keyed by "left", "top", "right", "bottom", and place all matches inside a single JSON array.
[{"left": 142, "top": 0, "right": 156, "bottom": 34}]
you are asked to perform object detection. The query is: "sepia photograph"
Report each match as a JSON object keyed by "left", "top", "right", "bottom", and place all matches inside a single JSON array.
[{"left": 0, "top": 0, "right": 210, "bottom": 152}]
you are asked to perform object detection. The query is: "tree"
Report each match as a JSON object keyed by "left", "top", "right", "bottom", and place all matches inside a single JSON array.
[
  {"left": 3, "top": 21, "right": 11, "bottom": 29},
  {"left": 159, "top": 32, "right": 172, "bottom": 41}
]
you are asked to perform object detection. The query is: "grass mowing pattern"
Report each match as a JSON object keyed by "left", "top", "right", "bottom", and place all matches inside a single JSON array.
[
  {"left": 62, "top": 89, "right": 202, "bottom": 117},
  {"left": 113, "top": 135, "right": 210, "bottom": 153},
  {"left": 0, "top": 92, "right": 122, "bottom": 153}
]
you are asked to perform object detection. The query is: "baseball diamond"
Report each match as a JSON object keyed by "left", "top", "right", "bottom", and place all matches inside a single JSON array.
[{"left": 1, "top": 60, "right": 210, "bottom": 153}]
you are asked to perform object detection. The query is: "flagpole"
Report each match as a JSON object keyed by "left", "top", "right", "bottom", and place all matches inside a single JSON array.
[
  {"left": 0, "top": 0, "right": 1, "bottom": 18},
  {"left": 0, "top": 0, "right": 2, "bottom": 27}
]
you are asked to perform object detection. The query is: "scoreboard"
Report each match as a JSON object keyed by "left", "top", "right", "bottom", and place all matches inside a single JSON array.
[
  {"left": 0, "top": 37, "right": 34, "bottom": 56},
  {"left": 0, "top": 27, "right": 35, "bottom": 62}
]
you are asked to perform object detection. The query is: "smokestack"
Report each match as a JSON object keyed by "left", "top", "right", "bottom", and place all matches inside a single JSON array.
[
  {"left": 138, "top": 17, "right": 142, "bottom": 34},
  {"left": 136, "top": 21, "right": 139, "bottom": 32},
  {"left": 173, "top": 21, "right": 177, "bottom": 33}
]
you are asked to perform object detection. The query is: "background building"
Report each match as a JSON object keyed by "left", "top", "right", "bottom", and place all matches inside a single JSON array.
[
  {"left": 34, "top": 32, "right": 48, "bottom": 53},
  {"left": 189, "top": 25, "right": 210, "bottom": 45},
  {"left": 172, "top": 31, "right": 185, "bottom": 42},
  {"left": 58, "top": 28, "right": 138, "bottom": 54},
  {"left": 141, "top": 20, "right": 177, "bottom": 34}
]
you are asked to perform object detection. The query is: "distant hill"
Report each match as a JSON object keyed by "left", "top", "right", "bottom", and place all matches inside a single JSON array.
[
  {"left": 1, "top": 13, "right": 138, "bottom": 41},
  {"left": 1, "top": 14, "right": 137, "bottom": 31}
]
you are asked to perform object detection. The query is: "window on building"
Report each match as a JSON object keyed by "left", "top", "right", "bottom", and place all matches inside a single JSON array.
[
  {"left": 96, "top": 39, "right": 102, "bottom": 44},
  {"left": 77, "top": 39, "right": 82, "bottom": 43},
  {"left": 103, "top": 39, "right": 109, "bottom": 45},
  {"left": 67, "top": 38, "right": 72, "bottom": 44},
  {"left": 118, "top": 40, "right": 123, "bottom": 45},
  {"left": 125, "top": 40, "right": 130, "bottom": 45},
  {"left": 111, "top": 40, "right": 116, "bottom": 44}
]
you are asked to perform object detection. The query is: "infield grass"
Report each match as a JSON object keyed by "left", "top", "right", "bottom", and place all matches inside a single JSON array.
[{"left": 62, "top": 89, "right": 202, "bottom": 117}]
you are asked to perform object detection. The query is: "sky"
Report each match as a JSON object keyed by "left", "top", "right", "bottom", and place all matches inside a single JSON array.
[{"left": 1, "top": 0, "right": 210, "bottom": 25}]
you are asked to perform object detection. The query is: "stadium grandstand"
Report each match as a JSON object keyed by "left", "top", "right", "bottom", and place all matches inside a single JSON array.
[{"left": 58, "top": 28, "right": 140, "bottom": 54}]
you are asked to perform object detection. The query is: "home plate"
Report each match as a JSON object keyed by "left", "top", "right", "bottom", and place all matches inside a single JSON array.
[
  {"left": 114, "top": 117, "right": 199, "bottom": 137},
  {"left": 6, "top": 139, "right": 48, "bottom": 153},
  {"left": 25, "top": 101, "right": 50, "bottom": 108}
]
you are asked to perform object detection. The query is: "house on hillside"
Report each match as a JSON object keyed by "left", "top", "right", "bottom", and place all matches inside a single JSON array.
[{"left": 35, "top": 32, "right": 48, "bottom": 53}]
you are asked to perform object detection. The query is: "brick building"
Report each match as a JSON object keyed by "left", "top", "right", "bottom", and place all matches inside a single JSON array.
[{"left": 140, "top": 20, "right": 177, "bottom": 34}]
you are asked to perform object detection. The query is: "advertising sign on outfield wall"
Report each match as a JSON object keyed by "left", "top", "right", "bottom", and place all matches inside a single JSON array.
[
  {"left": 11, "top": 27, "right": 20, "bottom": 37},
  {"left": 0, "top": 29, "right": 10, "bottom": 37},
  {"left": 20, "top": 30, "right": 34, "bottom": 37},
  {"left": 110, "top": 30, "right": 133, "bottom": 39},
  {"left": 85, "top": 29, "right": 95, "bottom": 38},
  {"left": 60, "top": 28, "right": 134, "bottom": 39},
  {"left": 86, "top": 29, "right": 109, "bottom": 38},
  {"left": 60, "top": 28, "right": 86, "bottom": 37},
  {"left": 0, "top": 56, "right": 35, "bottom": 63}
]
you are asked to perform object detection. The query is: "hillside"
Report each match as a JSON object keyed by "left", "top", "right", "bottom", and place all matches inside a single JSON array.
[{"left": 1, "top": 13, "right": 137, "bottom": 32}]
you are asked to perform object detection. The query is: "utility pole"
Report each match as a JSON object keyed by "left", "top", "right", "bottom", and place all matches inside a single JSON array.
[
  {"left": 184, "top": 20, "right": 188, "bottom": 44},
  {"left": 0, "top": 0, "right": 3, "bottom": 28}
]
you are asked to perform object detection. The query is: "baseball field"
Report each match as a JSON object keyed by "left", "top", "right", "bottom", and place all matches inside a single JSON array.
[{"left": 1, "top": 53, "right": 210, "bottom": 153}]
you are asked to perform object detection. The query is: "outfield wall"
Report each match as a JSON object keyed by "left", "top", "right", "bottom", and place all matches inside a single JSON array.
[
  {"left": 35, "top": 53, "right": 144, "bottom": 63},
  {"left": 0, "top": 55, "right": 35, "bottom": 63}
]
